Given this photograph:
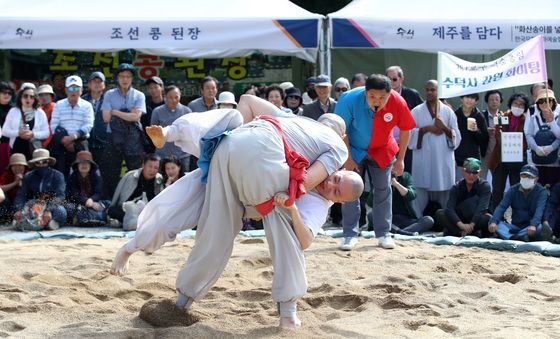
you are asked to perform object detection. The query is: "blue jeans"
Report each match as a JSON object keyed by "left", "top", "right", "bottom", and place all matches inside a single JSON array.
[
  {"left": 496, "top": 221, "right": 544, "bottom": 240},
  {"left": 342, "top": 156, "right": 394, "bottom": 238}
]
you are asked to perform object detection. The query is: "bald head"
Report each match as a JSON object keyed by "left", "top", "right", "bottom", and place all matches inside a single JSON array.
[
  {"left": 425, "top": 80, "right": 438, "bottom": 103},
  {"left": 316, "top": 170, "right": 364, "bottom": 203}
]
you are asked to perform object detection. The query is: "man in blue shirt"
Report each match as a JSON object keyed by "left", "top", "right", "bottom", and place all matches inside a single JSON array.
[
  {"left": 489, "top": 164, "right": 552, "bottom": 241},
  {"left": 101, "top": 63, "right": 147, "bottom": 198}
]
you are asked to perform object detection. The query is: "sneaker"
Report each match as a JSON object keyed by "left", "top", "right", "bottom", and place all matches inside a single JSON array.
[
  {"left": 378, "top": 235, "right": 395, "bottom": 249},
  {"left": 339, "top": 237, "right": 358, "bottom": 251},
  {"left": 541, "top": 222, "right": 553, "bottom": 241}
]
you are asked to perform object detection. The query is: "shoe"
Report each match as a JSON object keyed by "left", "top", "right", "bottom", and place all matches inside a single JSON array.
[
  {"left": 378, "top": 235, "right": 395, "bottom": 249},
  {"left": 45, "top": 220, "right": 60, "bottom": 231},
  {"left": 540, "top": 222, "right": 553, "bottom": 241},
  {"left": 107, "top": 218, "right": 121, "bottom": 228},
  {"left": 339, "top": 237, "right": 358, "bottom": 251}
]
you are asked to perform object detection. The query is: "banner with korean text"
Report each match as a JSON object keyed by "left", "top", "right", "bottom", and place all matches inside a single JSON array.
[{"left": 437, "top": 35, "right": 547, "bottom": 98}]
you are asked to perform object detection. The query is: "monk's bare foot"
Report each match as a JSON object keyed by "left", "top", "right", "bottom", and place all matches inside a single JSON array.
[
  {"left": 146, "top": 125, "right": 166, "bottom": 148},
  {"left": 279, "top": 315, "right": 301, "bottom": 329},
  {"left": 110, "top": 246, "right": 132, "bottom": 276}
]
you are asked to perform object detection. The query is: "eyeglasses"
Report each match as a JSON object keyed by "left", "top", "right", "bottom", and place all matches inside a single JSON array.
[
  {"left": 22, "top": 94, "right": 35, "bottom": 99},
  {"left": 67, "top": 87, "right": 81, "bottom": 92},
  {"left": 335, "top": 87, "right": 348, "bottom": 93},
  {"left": 464, "top": 169, "right": 480, "bottom": 175},
  {"left": 537, "top": 99, "right": 555, "bottom": 105}
]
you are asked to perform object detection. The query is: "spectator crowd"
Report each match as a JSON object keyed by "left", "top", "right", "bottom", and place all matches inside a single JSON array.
[{"left": 1, "top": 63, "right": 560, "bottom": 247}]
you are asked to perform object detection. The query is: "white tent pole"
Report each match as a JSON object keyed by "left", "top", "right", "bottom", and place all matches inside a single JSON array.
[{"left": 325, "top": 17, "right": 332, "bottom": 79}]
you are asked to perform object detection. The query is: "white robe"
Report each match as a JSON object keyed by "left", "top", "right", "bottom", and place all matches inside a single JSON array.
[{"left": 408, "top": 102, "right": 461, "bottom": 191}]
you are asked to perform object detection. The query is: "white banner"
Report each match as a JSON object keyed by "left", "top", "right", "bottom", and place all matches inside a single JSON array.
[
  {"left": 437, "top": 35, "right": 548, "bottom": 98},
  {"left": 501, "top": 132, "right": 524, "bottom": 163}
]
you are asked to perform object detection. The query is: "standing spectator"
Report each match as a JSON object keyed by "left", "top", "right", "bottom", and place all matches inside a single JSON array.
[
  {"left": 333, "top": 77, "right": 350, "bottom": 101},
  {"left": 335, "top": 74, "right": 416, "bottom": 250},
  {"left": 101, "top": 63, "right": 147, "bottom": 199},
  {"left": 188, "top": 76, "right": 218, "bottom": 112},
  {"left": 151, "top": 86, "right": 192, "bottom": 170},
  {"left": 13, "top": 149, "right": 66, "bottom": 230},
  {"left": 454, "top": 93, "right": 489, "bottom": 181},
  {"left": 83, "top": 71, "right": 109, "bottom": 197},
  {"left": 107, "top": 153, "right": 163, "bottom": 226},
  {"left": 217, "top": 91, "right": 237, "bottom": 109},
  {"left": 161, "top": 155, "right": 185, "bottom": 188},
  {"left": 2, "top": 85, "right": 49, "bottom": 160},
  {"left": 386, "top": 66, "right": 423, "bottom": 174},
  {"left": 265, "top": 85, "right": 290, "bottom": 112},
  {"left": 408, "top": 80, "right": 461, "bottom": 218},
  {"left": 37, "top": 84, "right": 56, "bottom": 148},
  {"left": 301, "top": 76, "right": 317, "bottom": 105},
  {"left": 544, "top": 182, "right": 560, "bottom": 238},
  {"left": 434, "top": 158, "right": 493, "bottom": 237},
  {"left": 480, "top": 90, "right": 503, "bottom": 179},
  {"left": 65, "top": 151, "right": 109, "bottom": 226},
  {"left": 143, "top": 76, "right": 165, "bottom": 153},
  {"left": 350, "top": 73, "right": 367, "bottom": 89},
  {"left": 49, "top": 75, "right": 94, "bottom": 178},
  {"left": 0, "top": 81, "right": 15, "bottom": 175},
  {"left": 0, "top": 153, "right": 28, "bottom": 223},
  {"left": 489, "top": 164, "right": 552, "bottom": 242},
  {"left": 51, "top": 73, "right": 67, "bottom": 101},
  {"left": 283, "top": 87, "right": 303, "bottom": 115},
  {"left": 303, "top": 75, "right": 336, "bottom": 121},
  {"left": 488, "top": 93, "right": 529, "bottom": 210},
  {"left": 525, "top": 89, "right": 560, "bottom": 187}
]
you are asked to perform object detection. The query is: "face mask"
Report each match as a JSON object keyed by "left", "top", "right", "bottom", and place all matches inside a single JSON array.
[
  {"left": 511, "top": 106, "right": 524, "bottom": 117},
  {"left": 520, "top": 177, "right": 535, "bottom": 190}
]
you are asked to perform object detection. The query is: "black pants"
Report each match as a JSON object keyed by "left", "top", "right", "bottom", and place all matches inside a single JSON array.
[
  {"left": 103, "top": 135, "right": 143, "bottom": 199},
  {"left": 435, "top": 209, "right": 493, "bottom": 237},
  {"left": 491, "top": 162, "right": 523, "bottom": 211},
  {"left": 107, "top": 203, "right": 125, "bottom": 222}
]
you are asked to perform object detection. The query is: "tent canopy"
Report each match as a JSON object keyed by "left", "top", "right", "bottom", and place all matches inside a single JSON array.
[
  {"left": 329, "top": 0, "right": 560, "bottom": 52},
  {"left": 0, "top": 0, "right": 322, "bottom": 62}
]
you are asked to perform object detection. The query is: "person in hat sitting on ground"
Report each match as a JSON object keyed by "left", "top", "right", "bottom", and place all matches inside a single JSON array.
[
  {"left": 217, "top": 91, "right": 237, "bottom": 109},
  {"left": 13, "top": 148, "right": 66, "bottom": 230},
  {"left": 65, "top": 151, "right": 111, "bottom": 226},
  {"left": 489, "top": 164, "right": 552, "bottom": 242},
  {"left": 37, "top": 84, "right": 56, "bottom": 148},
  {"left": 0, "top": 153, "right": 28, "bottom": 223},
  {"left": 283, "top": 87, "right": 304, "bottom": 115},
  {"left": 434, "top": 158, "right": 493, "bottom": 237},
  {"left": 49, "top": 75, "right": 94, "bottom": 179}
]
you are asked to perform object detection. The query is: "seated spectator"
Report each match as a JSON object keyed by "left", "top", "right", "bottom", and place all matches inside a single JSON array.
[
  {"left": 217, "top": 91, "right": 237, "bottom": 109},
  {"left": 435, "top": 158, "right": 493, "bottom": 237},
  {"left": 525, "top": 89, "right": 560, "bottom": 187},
  {"left": 544, "top": 183, "right": 560, "bottom": 240},
  {"left": 107, "top": 153, "right": 164, "bottom": 225},
  {"left": 0, "top": 153, "right": 28, "bottom": 223},
  {"left": 363, "top": 171, "right": 434, "bottom": 241},
  {"left": 151, "top": 86, "right": 192, "bottom": 170},
  {"left": 65, "top": 151, "right": 110, "bottom": 226},
  {"left": 489, "top": 164, "right": 552, "bottom": 242},
  {"left": 48, "top": 75, "right": 94, "bottom": 178},
  {"left": 161, "top": 155, "right": 185, "bottom": 188},
  {"left": 13, "top": 149, "right": 66, "bottom": 230},
  {"left": 283, "top": 87, "right": 303, "bottom": 115},
  {"left": 2, "top": 85, "right": 49, "bottom": 160}
]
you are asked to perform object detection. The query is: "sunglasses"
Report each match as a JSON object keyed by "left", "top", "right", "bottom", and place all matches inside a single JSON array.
[
  {"left": 35, "top": 160, "right": 49, "bottom": 165},
  {"left": 22, "top": 94, "right": 36, "bottom": 99},
  {"left": 286, "top": 95, "right": 300, "bottom": 100},
  {"left": 67, "top": 87, "right": 81, "bottom": 92},
  {"left": 537, "top": 99, "right": 555, "bottom": 105},
  {"left": 1, "top": 91, "right": 12, "bottom": 95},
  {"left": 335, "top": 87, "right": 348, "bottom": 93},
  {"left": 464, "top": 168, "right": 480, "bottom": 175}
]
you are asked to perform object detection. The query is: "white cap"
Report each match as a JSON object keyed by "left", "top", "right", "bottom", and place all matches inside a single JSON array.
[
  {"left": 279, "top": 82, "right": 294, "bottom": 91},
  {"left": 218, "top": 91, "right": 237, "bottom": 106},
  {"left": 65, "top": 75, "right": 83, "bottom": 88}
]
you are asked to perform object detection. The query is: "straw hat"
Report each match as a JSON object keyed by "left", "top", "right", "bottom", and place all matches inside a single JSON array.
[
  {"left": 28, "top": 148, "right": 56, "bottom": 167},
  {"left": 536, "top": 89, "right": 556, "bottom": 102},
  {"left": 7, "top": 153, "right": 28, "bottom": 169}
]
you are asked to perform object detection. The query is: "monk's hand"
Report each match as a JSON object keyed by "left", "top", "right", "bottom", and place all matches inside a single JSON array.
[
  {"left": 146, "top": 125, "right": 166, "bottom": 148},
  {"left": 274, "top": 192, "right": 295, "bottom": 211}
]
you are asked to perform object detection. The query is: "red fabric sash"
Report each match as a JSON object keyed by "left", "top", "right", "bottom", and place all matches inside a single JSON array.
[{"left": 255, "top": 115, "right": 309, "bottom": 216}]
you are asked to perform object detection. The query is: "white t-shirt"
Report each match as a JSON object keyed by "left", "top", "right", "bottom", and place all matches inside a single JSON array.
[{"left": 296, "top": 190, "right": 333, "bottom": 236}]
